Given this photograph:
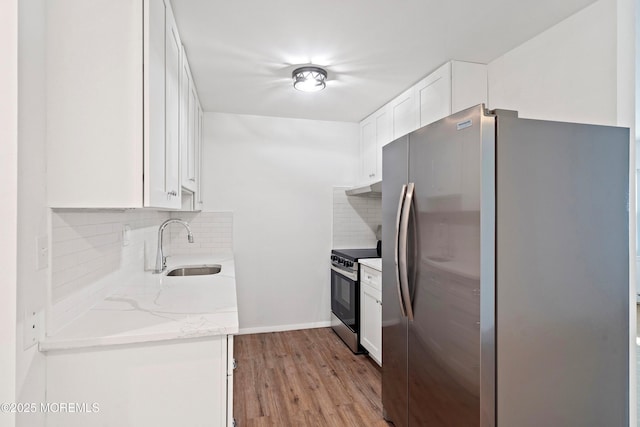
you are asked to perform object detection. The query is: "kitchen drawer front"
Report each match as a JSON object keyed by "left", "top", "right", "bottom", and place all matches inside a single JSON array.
[{"left": 360, "top": 265, "right": 382, "bottom": 291}]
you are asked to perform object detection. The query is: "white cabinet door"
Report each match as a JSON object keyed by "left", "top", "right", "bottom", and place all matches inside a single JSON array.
[
  {"left": 359, "top": 105, "right": 391, "bottom": 183},
  {"left": 375, "top": 105, "right": 392, "bottom": 180},
  {"left": 361, "top": 283, "right": 382, "bottom": 366},
  {"left": 451, "top": 61, "right": 488, "bottom": 114},
  {"left": 226, "top": 335, "right": 235, "bottom": 426},
  {"left": 144, "top": 0, "right": 181, "bottom": 209},
  {"left": 390, "top": 87, "right": 419, "bottom": 139},
  {"left": 163, "top": 2, "right": 181, "bottom": 209},
  {"left": 180, "top": 52, "right": 198, "bottom": 194},
  {"left": 196, "top": 101, "right": 204, "bottom": 210},
  {"left": 360, "top": 117, "right": 377, "bottom": 182},
  {"left": 143, "top": 0, "right": 169, "bottom": 208},
  {"left": 179, "top": 51, "right": 204, "bottom": 211},
  {"left": 180, "top": 49, "right": 193, "bottom": 192},
  {"left": 416, "top": 62, "right": 452, "bottom": 128}
]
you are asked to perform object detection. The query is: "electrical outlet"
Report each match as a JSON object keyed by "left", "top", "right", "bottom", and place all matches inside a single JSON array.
[
  {"left": 36, "top": 235, "right": 48, "bottom": 270},
  {"left": 23, "top": 309, "right": 41, "bottom": 349}
]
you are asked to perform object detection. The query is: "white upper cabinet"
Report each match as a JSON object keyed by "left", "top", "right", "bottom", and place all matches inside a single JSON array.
[
  {"left": 356, "top": 60, "right": 486, "bottom": 186},
  {"left": 179, "top": 47, "right": 204, "bottom": 211},
  {"left": 145, "top": 0, "right": 181, "bottom": 209},
  {"left": 195, "top": 101, "right": 204, "bottom": 211},
  {"left": 164, "top": 4, "right": 182, "bottom": 208},
  {"left": 360, "top": 117, "right": 377, "bottom": 182},
  {"left": 390, "top": 87, "right": 419, "bottom": 140},
  {"left": 416, "top": 61, "right": 487, "bottom": 129},
  {"left": 47, "top": 0, "right": 188, "bottom": 209},
  {"left": 416, "top": 62, "right": 452, "bottom": 127},
  {"left": 180, "top": 51, "right": 196, "bottom": 194},
  {"left": 360, "top": 105, "right": 392, "bottom": 183}
]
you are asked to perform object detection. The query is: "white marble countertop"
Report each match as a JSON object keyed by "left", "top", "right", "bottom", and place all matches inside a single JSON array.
[
  {"left": 40, "top": 253, "right": 239, "bottom": 352},
  {"left": 359, "top": 258, "right": 381, "bottom": 271}
]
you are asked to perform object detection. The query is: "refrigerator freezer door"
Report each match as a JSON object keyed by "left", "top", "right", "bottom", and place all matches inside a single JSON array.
[
  {"left": 496, "top": 117, "right": 629, "bottom": 426},
  {"left": 407, "top": 105, "right": 487, "bottom": 426},
  {"left": 382, "top": 136, "right": 409, "bottom": 427}
]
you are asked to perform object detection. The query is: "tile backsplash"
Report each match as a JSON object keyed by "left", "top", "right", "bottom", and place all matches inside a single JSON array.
[
  {"left": 164, "top": 211, "right": 233, "bottom": 257},
  {"left": 332, "top": 187, "right": 381, "bottom": 249},
  {"left": 49, "top": 209, "right": 233, "bottom": 333}
]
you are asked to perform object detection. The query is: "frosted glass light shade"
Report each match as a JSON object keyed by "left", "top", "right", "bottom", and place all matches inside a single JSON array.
[{"left": 292, "top": 66, "right": 327, "bottom": 92}]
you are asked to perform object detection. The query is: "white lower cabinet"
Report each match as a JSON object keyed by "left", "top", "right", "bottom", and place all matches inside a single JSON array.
[
  {"left": 360, "top": 265, "right": 382, "bottom": 366},
  {"left": 45, "top": 336, "right": 234, "bottom": 427}
]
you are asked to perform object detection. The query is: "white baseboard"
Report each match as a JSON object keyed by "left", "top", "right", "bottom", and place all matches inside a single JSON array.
[{"left": 238, "top": 321, "right": 332, "bottom": 336}]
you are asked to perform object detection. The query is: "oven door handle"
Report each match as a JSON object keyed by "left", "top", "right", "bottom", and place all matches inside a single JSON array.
[
  {"left": 331, "top": 265, "right": 357, "bottom": 281},
  {"left": 399, "top": 182, "right": 415, "bottom": 321},
  {"left": 395, "top": 184, "right": 408, "bottom": 318}
]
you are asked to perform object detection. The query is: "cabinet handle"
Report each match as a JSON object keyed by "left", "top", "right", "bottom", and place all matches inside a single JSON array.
[
  {"left": 232, "top": 358, "right": 238, "bottom": 370},
  {"left": 168, "top": 190, "right": 177, "bottom": 197},
  {"left": 189, "top": 178, "right": 196, "bottom": 182}
]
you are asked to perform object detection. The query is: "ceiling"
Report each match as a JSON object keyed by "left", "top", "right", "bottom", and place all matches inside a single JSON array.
[{"left": 171, "top": 0, "right": 597, "bottom": 123}]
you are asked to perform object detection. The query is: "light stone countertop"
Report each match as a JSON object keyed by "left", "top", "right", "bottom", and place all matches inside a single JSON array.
[
  {"left": 39, "top": 252, "right": 239, "bottom": 352},
  {"left": 359, "top": 257, "right": 381, "bottom": 271}
]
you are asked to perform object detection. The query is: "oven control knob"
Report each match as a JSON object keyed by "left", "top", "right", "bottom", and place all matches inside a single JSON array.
[{"left": 348, "top": 261, "right": 353, "bottom": 267}]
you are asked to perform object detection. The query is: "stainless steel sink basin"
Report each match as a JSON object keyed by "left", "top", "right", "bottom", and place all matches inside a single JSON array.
[{"left": 166, "top": 264, "right": 221, "bottom": 277}]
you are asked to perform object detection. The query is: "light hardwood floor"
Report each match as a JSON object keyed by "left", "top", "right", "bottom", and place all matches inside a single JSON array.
[{"left": 233, "top": 328, "right": 391, "bottom": 427}]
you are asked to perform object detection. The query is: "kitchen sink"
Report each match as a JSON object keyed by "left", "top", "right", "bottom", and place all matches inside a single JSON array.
[{"left": 166, "top": 264, "right": 221, "bottom": 277}]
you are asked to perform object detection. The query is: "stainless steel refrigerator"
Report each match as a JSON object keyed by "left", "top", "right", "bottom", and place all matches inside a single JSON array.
[{"left": 382, "top": 105, "right": 629, "bottom": 427}]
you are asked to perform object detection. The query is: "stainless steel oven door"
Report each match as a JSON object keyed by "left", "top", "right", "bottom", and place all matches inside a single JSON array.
[{"left": 330, "top": 265, "right": 358, "bottom": 331}]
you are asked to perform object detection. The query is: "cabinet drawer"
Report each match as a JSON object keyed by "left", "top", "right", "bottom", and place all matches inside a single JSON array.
[{"left": 360, "top": 265, "right": 382, "bottom": 291}]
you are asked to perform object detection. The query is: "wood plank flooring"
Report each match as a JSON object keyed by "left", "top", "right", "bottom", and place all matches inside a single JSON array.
[{"left": 233, "top": 328, "right": 391, "bottom": 427}]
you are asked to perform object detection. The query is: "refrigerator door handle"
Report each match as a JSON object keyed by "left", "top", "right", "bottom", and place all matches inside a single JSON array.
[
  {"left": 394, "top": 184, "right": 408, "bottom": 317},
  {"left": 399, "top": 182, "right": 415, "bottom": 321}
]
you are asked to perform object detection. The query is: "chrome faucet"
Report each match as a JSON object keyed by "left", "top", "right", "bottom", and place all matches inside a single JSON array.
[{"left": 154, "top": 218, "right": 194, "bottom": 274}]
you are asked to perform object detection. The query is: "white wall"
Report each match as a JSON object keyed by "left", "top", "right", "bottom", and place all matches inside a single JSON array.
[
  {"left": 202, "top": 113, "right": 359, "bottom": 333},
  {"left": 488, "top": 0, "right": 617, "bottom": 125},
  {"left": 15, "top": 0, "right": 47, "bottom": 425},
  {"left": 0, "top": 0, "right": 18, "bottom": 425}
]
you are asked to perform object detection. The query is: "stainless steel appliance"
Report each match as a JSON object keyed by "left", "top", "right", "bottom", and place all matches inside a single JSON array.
[
  {"left": 331, "top": 248, "right": 379, "bottom": 353},
  {"left": 382, "top": 105, "right": 629, "bottom": 426}
]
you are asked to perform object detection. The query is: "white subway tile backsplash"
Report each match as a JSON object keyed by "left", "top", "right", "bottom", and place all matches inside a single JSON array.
[
  {"left": 332, "top": 187, "right": 381, "bottom": 249},
  {"left": 50, "top": 209, "right": 168, "bottom": 332},
  {"left": 164, "top": 211, "right": 233, "bottom": 257}
]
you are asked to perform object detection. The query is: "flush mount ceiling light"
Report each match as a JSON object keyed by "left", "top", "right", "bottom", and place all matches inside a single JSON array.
[{"left": 292, "top": 66, "right": 327, "bottom": 92}]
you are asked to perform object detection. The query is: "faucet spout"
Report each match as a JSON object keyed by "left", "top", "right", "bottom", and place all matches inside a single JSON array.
[{"left": 154, "top": 219, "right": 194, "bottom": 274}]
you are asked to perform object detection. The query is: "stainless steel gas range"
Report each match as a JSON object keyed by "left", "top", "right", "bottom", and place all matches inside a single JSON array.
[{"left": 330, "top": 248, "right": 380, "bottom": 353}]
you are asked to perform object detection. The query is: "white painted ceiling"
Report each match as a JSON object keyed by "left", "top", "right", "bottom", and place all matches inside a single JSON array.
[{"left": 171, "top": 0, "right": 597, "bottom": 123}]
